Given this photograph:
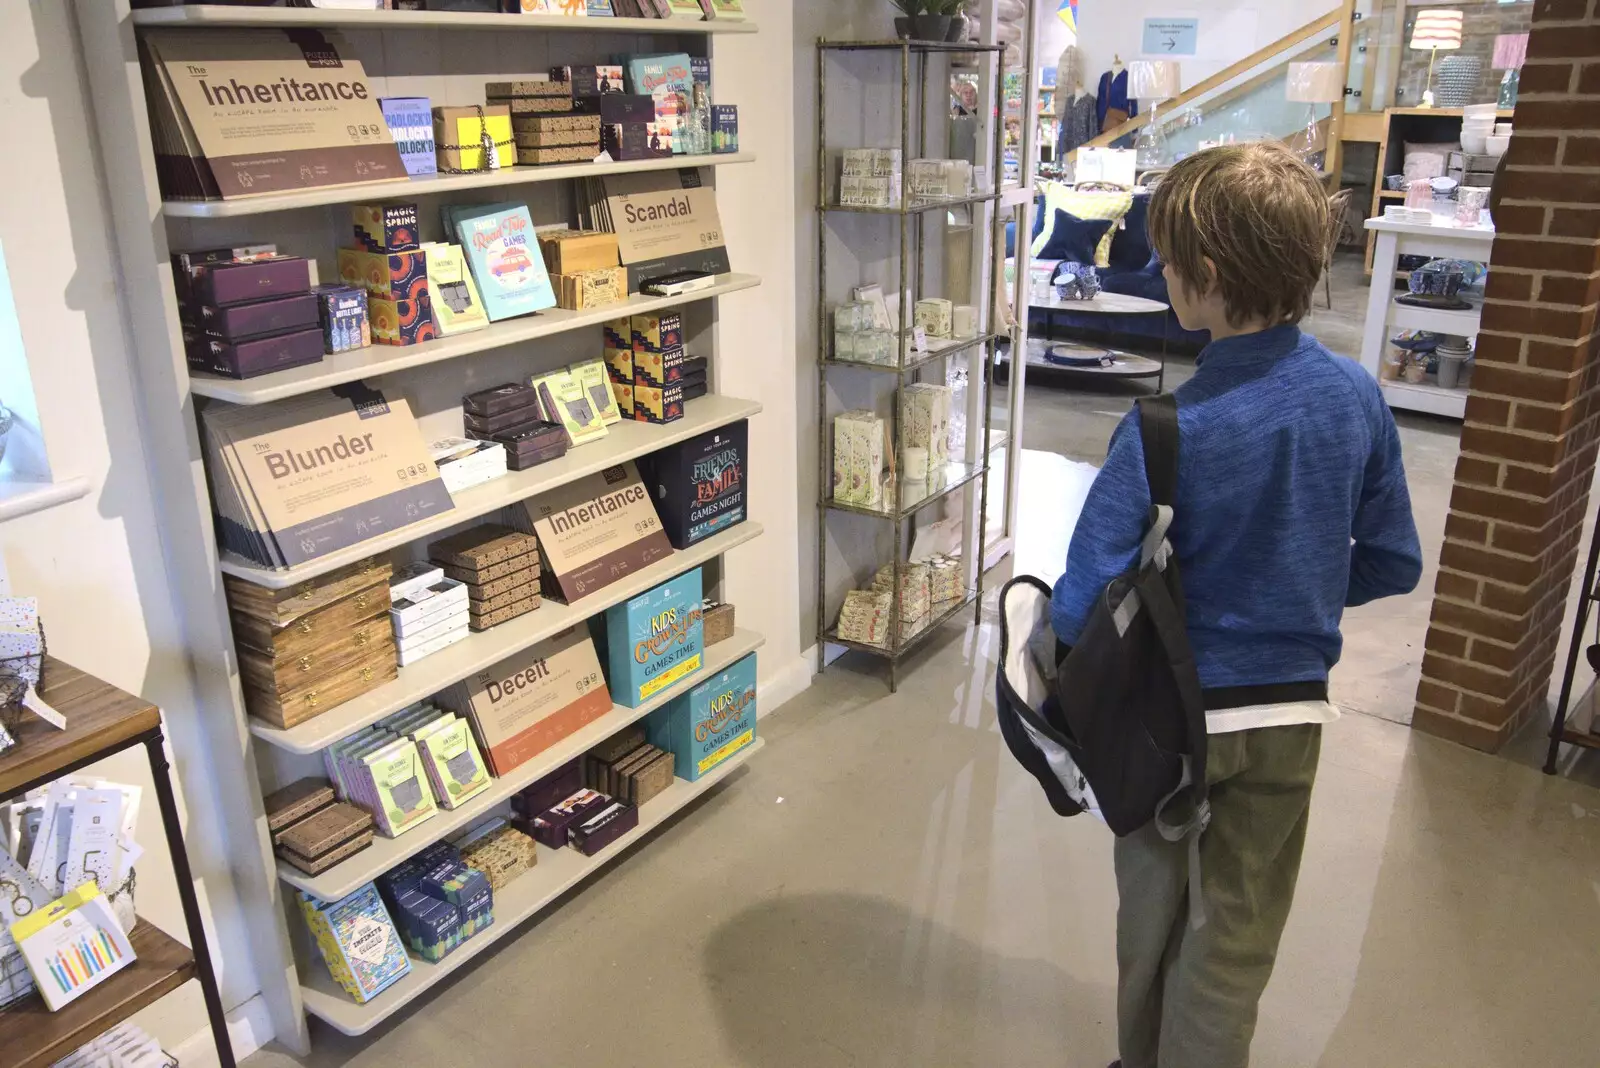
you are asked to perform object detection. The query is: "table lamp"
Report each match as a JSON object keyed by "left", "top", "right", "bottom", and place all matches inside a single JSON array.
[
  {"left": 1128, "top": 60, "right": 1181, "bottom": 170},
  {"left": 1285, "top": 61, "right": 1343, "bottom": 166},
  {"left": 1409, "top": 9, "right": 1463, "bottom": 108}
]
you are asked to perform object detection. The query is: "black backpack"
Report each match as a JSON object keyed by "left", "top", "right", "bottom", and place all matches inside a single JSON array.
[{"left": 994, "top": 393, "right": 1212, "bottom": 928}]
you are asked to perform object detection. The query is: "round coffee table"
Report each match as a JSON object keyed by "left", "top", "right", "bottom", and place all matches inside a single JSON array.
[{"left": 1027, "top": 290, "right": 1171, "bottom": 389}]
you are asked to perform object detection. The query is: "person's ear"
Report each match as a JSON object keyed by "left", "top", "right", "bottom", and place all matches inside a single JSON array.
[{"left": 1200, "top": 257, "right": 1220, "bottom": 298}]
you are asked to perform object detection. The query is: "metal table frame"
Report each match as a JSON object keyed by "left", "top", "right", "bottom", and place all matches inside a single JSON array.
[{"left": 2, "top": 723, "right": 235, "bottom": 1068}]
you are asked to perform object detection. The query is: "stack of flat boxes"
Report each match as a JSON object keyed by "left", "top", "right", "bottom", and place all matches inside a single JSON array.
[
  {"left": 336, "top": 202, "right": 437, "bottom": 346},
  {"left": 487, "top": 78, "right": 599, "bottom": 166},
  {"left": 632, "top": 311, "right": 688, "bottom": 425},
  {"left": 428, "top": 524, "right": 543, "bottom": 632},
  {"left": 225, "top": 555, "right": 399, "bottom": 729},
  {"left": 559, "top": 62, "right": 669, "bottom": 163},
  {"left": 174, "top": 245, "right": 324, "bottom": 379},
  {"left": 461, "top": 383, "right": 570, "bottom": 472},
  {"left": 388, "top": 562, "right": 471, "bottom": 666}
]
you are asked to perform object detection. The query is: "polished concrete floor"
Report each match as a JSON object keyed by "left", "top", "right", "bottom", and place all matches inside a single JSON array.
[{"left": 248, "top": 254, "right": 1600, "bottom": 1066}]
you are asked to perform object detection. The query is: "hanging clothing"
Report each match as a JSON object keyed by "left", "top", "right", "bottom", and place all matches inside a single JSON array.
[
  {"left": 1097, "top": 69, "right": 1138, "bottom": 133},
  {"left": 1057, "top": 90, "right": 1099, "bottom": 158},
  {"left": 1053, "top": 44, "right": 1087, "bottom": 117}
]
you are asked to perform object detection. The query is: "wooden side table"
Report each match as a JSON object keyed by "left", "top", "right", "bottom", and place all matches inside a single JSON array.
[{"left": 0, "top": 659, "right": 234, "bottom": 1068}]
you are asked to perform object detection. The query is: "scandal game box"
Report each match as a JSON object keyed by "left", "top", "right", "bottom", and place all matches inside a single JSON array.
[
  {"left": 637, "top": 420, "right": 747, "bottom": 549},
  {"left": 602, "top": 568, "right": 703, "bottom": 708},
  {"left": 647, "top": 651, "right": 757, "bottom": 782}
]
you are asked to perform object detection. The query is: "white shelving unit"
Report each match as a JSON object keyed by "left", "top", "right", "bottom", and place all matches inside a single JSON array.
[
  {"left": 1360, "top": 216, "right": 1496, "bottom": 420},
  {"left": 74, "top": 3, "right": 764, "bottom": 1054}
]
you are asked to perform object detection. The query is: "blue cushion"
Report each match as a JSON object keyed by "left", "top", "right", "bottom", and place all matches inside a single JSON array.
[
  {"left": 1038, "top": 210, "right": 1114, "bottom": 266},
  {"left": 1107, "top": 196, "right": 1152, "bottom": 274},
  {"left": 1032, "top": 196, "right": 1048, "bottom": 240}
]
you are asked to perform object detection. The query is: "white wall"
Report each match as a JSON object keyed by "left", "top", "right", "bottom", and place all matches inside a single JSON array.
[
  {"left": 1074, "top": 0, "right": 1340, "bottom": 91},
  {"left": 2, "top": 0, "right": 264, "bottom": 1055},
  {"left": 714, "top": 3, "right": 808, "bottom": 710}
]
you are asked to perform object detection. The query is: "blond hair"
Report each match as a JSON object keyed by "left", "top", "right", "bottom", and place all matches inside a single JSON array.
[{"left": 1147, "top": 142, "right": 1329, "bottom": 328}]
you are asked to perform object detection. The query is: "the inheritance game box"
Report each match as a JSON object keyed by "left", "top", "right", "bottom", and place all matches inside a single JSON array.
[
  {"left": 638, "top": 420, "right": 747, "bottom": 549},
  {"left": 647, "top": 651, "right": 756, "bottom": 782},
  {"left": 603, "top": 568, "right": 704, "bottom": 708}
]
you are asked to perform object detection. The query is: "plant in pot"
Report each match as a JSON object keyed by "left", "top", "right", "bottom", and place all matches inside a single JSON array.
[
  {"left": 938, "top": 0, "right": 970, "bottom": 41},
  {"left": 891, "top": 0, "right": 950, "bottom": 41}
]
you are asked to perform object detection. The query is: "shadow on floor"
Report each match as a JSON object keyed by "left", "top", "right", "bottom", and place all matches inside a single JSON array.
[{"left": 703, "top": 891, "right": 1115, "bottom": 1068}]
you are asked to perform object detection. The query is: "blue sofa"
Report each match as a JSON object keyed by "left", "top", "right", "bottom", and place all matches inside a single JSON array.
[{"left": 1010, "top": 193, "right": 1210, "bottom": 350}]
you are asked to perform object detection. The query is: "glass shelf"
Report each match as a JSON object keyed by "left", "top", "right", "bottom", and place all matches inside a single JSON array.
[
  {"left": 824, "top": 332, "right": 998, "bottom": 375},
  {"left": 823, "top": 190, "right": 1002, "bottom": 216},
  {"left": 826, "top": 591, "right": 978, "bottom": 659},
  {"left": 825, "top": 460, "right": 986, "bottom": 520}
]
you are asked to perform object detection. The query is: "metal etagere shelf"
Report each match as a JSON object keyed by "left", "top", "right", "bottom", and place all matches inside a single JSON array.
[{"left": 814, "top": 38, "right": 1006, "bottom": 690}]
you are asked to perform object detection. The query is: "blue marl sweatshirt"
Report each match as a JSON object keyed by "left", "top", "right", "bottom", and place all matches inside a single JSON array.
[{"left": 1050, "top": 325, "right": 1423, "bottom": 689}]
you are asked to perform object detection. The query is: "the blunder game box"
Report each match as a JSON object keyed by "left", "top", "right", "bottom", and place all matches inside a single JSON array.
[
  {"left": 514, "top": 462, "right": 672, "bottom": 603},
  {"left": 637, "top": 420, "right": 747, "bottom": 549},
  {"left": 437, "top": 624, "right": 611, "bottom": 776},
  {"left": 647, "top": 651, "right": 757, "bottom": 782},
  {"left": 602, "top": 568, "right": 703, "bottom": 708}
]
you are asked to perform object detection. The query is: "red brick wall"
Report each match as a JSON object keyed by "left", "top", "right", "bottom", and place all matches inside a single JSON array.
[{"left": 1413, "top": 0, "right": 1600, "bottom": 751}]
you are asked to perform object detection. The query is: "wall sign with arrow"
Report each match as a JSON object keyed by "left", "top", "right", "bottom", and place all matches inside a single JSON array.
[{"left": 1141, "top": 17, "right": 1199, "bottom": 57}]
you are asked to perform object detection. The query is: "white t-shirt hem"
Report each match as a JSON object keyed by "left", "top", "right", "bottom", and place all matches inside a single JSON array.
[{"left": 1205, "top": 700, "right": 1340, "bottom": 735}]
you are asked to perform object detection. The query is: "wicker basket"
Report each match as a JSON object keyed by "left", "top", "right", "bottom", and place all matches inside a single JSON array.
[{"left": 0, "top": 620, "right": 46, "bottom": 742}]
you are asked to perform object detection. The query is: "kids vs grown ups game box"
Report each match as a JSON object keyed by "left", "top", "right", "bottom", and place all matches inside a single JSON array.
[{"left": 646, "top": 652, "right": 756, "bottom": 782}]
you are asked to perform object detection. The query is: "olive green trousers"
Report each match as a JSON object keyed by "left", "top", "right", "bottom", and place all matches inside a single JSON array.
[{"left": 1113, "top": 724, "right": 1322, "bottom": 1068}]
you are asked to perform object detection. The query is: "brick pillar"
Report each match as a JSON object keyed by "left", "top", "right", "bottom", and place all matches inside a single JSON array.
[{"left": 1413, "top": 0, "right": 1600, "bottom": 751}]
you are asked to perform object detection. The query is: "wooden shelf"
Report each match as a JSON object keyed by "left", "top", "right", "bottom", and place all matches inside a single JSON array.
[
  {"left": 129, "top": 5, "right": 758, "bottom": 35},
  {"left": 217, "top": 394, "right": 760, "bottom": 589},
  {"left": 300, "top": 737, "right": 764, "bottom": 1035},
  {"left": 162, "top": 153, "right": 755, "bottom": 219},
  {"left": 279, "top": 629, "right": 764, "bottom": 899},
  {"left": 0, "top": 921, "right": 195, "bottom": 1068},
  {"left": 0, "top": 659, "right": 159, "bottom": 798},
  {"left": 249, "top": 522, "right": 764, "bottom": 753},
  {"left": 189, "top": 273, "right": 762, "bottom": 405}
]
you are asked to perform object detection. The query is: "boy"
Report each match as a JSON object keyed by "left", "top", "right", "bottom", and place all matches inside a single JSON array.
[{"left": 1049, "top": 143, "right": 1422, "bottom": 1068}]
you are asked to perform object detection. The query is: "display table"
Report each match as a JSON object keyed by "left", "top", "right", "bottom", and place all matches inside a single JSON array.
[
  {"left": 1360, "top": 216, "right": 1496, "bottom": 419},
  {"left": 1027, "top": 291, "right": 1170, "bottom": 388},
  {"left": 0, "top": 660, "right": 234, "bottom": 1068}
]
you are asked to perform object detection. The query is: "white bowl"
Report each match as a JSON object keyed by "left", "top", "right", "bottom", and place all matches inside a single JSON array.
[
  {"left": 1461, "top": 132, "right": 1488, "bottom": 154},
  {"left": 1485, "top": 134, "right": 1510, "bottom": 157},
  {"left": 1463, "top": 103, "right": 1498, "bottom": 120},
  {"left": 1495, "top": 122, "right": 1514, "bottom": 135}
]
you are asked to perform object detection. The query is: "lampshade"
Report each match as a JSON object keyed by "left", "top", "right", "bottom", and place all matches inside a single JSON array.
[
  {"left": 1493, "top": 32, "right": 1528, "bottom": 69},
  {"left": 1409, "top": 9, "right": 1463, "bottom": 51},
  {"left": 1285, "top": 62, "right": 1344, "bottom": 103},
  {"left": 1127, "top": 60, "right": 1181, "bottom": 101}
]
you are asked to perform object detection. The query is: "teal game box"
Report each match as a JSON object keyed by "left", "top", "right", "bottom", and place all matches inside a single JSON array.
[
  {"left": 603, "top": 569, "right": 704, "bottom": 708},
  {"left": 647, "top": 651, "right": 756, "bottom": 782}
]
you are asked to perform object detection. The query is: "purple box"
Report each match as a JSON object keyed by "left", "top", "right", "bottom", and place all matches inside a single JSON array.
[
  {"left": 171, "top": 244, "right": 277, "bottom": 304},
  {"left": 190, "top": 293, "right": 320, "bottom": 341},
  {"left": 602, "top": 123, "right": 671, "bottom": 162},
  {"left": 186, "top": 326, "right": 324, "bottom": 380},
  {"left": 525, "top": 788, "right": 611, "bottom": 850},
  {"left": 464, "top": 403, "right": 544, "bottom": 437},
  {"left": 569, "top": 799, "right": 639, "bottom": 856},
  {"left": 555, "top": 65, "right": 625, "bottom": 97},
  {"left": 191, "top": 257, "right": 315, "bottom": 307},
  {"left": 577, "top": 93, "right": 656, "bottom": 123},
  {"left": 510, "top": 758, "right": 583, "bottom": 818}
]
